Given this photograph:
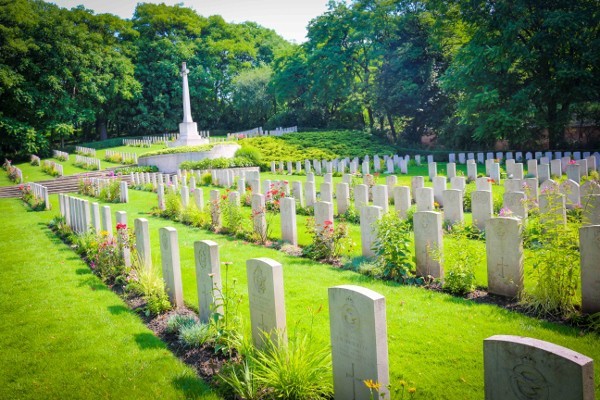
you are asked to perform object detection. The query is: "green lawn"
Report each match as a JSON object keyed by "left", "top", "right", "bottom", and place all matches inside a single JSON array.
[
  {"left": 61, "top": 188, "right": 599, "bottom": 399},
  {"left": 0, "top": 198, "right": 219, "bottom": 400}
]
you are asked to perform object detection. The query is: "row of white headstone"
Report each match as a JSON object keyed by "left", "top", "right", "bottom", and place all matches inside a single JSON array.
[
  {"left": 159, "top": 169, "right": 600, "bottom": 311},
  {"left": 227, "top": 126, "right": 298, "bottom": 140},
  {"left": 55, "top": 189, "right": 596, "bottom": 400},
  {"left": 52, "top": 150, "right": 69, "bottom": 161},
  {"left": 143, "top": 134, "right": 178, "bottom": 143},
  {"left": 74, "top": 155, "right": 101, "bottom": 170},
  {"left": 143, "top": 223, "right": 597, "bottom": 400},
  {"left": 27, "top": 182, "right": 50, "bottom": 210},
  {"left": 123, "top": 139, "right": 152, "bottom": 147},
  {"left": 75, "top": 146, "right": 96, "bottom": 157},
  {"left": 104, "top": 150, "right": 138, "bottom": 164},
  {"left": 42, "top": 160, "right": 63, "bottom": 176}
]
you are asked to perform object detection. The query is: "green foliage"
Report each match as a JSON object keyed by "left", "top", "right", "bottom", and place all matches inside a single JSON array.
[
  {"left": 98, "top": 180, "right": 122, "bottom": 203},
  {"left": 18, "top": 184, "right": 46, "bottom": 211},
  {"left": 114, "top": 165, "right": 159, "bottom": 174},
  {"left": 438, "top": 226, "right": 479, "bottom": 295},
  {"left": 235, "top": 144, "right": 263, "bottom": 165},
  {"left": 522, "top": 193, "right": 581, "bottom": 317},
  {"left": 303, "top": 218, "right": 353, "bottom": 262},
  {"left": 138, "top": 143, "right": 224, "bottom": 158},
  {"left": 166, "top": 314, "right": 197, "bottom": 334},
  {"left": 163, "top": 193, "right": 183, "bottom": 220},
  {"left": 127, "top": 259, "right": 172, "bottom": 316},
  {"left": 219, "top": 332, "right": 333, "bottom": 400},
  {"left": 179, "top": 323, "right": 212, "bottom": 348},
  {"left": 180, "top": 156, "right": 256, "bottom": 170},
  {"left": 373, "top": 212, "right": 415, "bottom": 283},
  {"left": 201, "top": 172, "right": 213, "bottom": 186}
]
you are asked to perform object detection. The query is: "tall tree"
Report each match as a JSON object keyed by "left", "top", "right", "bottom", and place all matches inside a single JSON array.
[{"left": 442, "top": 0, "right": 600, "bottom": 148}]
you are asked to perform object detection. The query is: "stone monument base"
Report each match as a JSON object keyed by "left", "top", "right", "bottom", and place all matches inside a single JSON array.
[{"left": 169, "top": 122, "right": 209, "bottom": 147}]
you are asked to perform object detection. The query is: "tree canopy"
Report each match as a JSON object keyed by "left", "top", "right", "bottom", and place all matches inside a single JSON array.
[{"left": 1, "top": 0, "right": 598, "bottom": 159}]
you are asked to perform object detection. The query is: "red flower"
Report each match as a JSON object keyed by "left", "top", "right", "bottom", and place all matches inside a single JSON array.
[
  {"left": 324, "top": 220, "right": 333, "bottom": 226},
  {"left": 116, "top": 223, "right": 127, "bottom": 230}
]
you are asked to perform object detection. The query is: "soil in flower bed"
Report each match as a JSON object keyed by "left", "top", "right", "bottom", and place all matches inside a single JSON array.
[{"left": 121, "top": 292, "right": 239, "bottom": 383}]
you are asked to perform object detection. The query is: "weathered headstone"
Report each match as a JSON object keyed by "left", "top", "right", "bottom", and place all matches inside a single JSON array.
[
  {"left": 503, "top": 191, "right": 527, "bottom": 219},
  {"left": 527, "top": 159, "right": 538, "bottom": 177},
  {"left": 320, "top": 182, "right": 333, "bottom": 203},
  {"left": 413, "top": 211, "right": 443, "bottom": 278},
  {"left": 443, "top": 189, "right": 464, "bottom": 225},
  {"left": 360, "top": 205, "right": 382, "bottom": 257},
  {"left": 416, "top": 187, "right": 434, "bottom": 211},
  {"left": 410, "top": 176, "right": 424, "bottom": 202},
  {"left": 91, "top": 202, "right": 101, "bottom": 234},
  {"left": 550, "top": 159, "right": 562, "bottom": 178},
  {"left": 446, "top": 162, "right": 456, "bottom": 179},
  {"left": 193, "top": 188, "right": 204, "bottom": 211},
  {"left": 485, "top": 217, "right": 523, "bottom": 297},
  {"left": 567, "top": 164, "right": 581, "bottom": 183},
  {"left": 101, "top": 205, "right": 112, "bottom": 237},
  {"left": 560, "top": 179, "right": 580, "bottom": 209},
  {"left": 538, "top": 163, "right": 550, "bottom": 183},
  {"left": 280, "top": 197, "right": 297, "bottom": 245},
  {"left": 159, "top": 227, "right": 184, "bottom": 308},
  {"left": 315, "top": 201, "right": 334, "bottom": 233},
  {"left": 580, "top": 225, "right": 600, "bottom": 314},
  {"left": 251, "top": 193, "right": 267, "bottom": 240},
  {"left": 372, "top": 185, "right": 388, "bottom": 213},
  {"left": 476, "top": 177, "right": 493, "bottom": 191},
  {"left": 336, "top": 182, "right": 350, "bottom": 215},
  {"left": 329, "top": 285, "right": 389, "bottom": 400},
  {"left": 432, "top": 176, "right": 446, "bottom": 206},
  {"left": 180, "top": 185, "right": 189, "bottom": 208},
  {"left": 472, "top": 190, "right": 493, "bottom": 230},
  {"left": 428, "top": 162, "right": 437, "bottom": 180},
  {"left": 354, "top": 184, "right": 369, "bottom": 210},
  {"left": 484, "top": 335, "right": 594, "bottom": 400},
  {"left": 134, "top": 218, "right": 151, "bottom": 270},
  {"left": 305, "top": 181, "right": 316, "bottom": 207},
  {"left": 450, "top": 176, "right": 466, "bottom": 193},
  {"left": 194, "top": 240, "right": 222, "bottom": 323},
  {"left": 467, "top": 162, "right": 478, "bottom": 181},
  {"left": 246, "top": 258, "right": 287, "bottom": 348},
  {"left": 393, "top": 186, "right": 411, "bottom": 219},
  {"left": 582, "top": 194, "right": 600, "bottom": 226},
  {"left": 209, "top": 190, "right": 222, "bottom": 227}
]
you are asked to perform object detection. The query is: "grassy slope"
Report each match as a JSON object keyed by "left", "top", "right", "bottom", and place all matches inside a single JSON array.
[
  {"left": 0, "top": 198, "right": 219, "bottom": 400},
  {"left": 76, "top": 189, "right": 599, "bottom": 399}
]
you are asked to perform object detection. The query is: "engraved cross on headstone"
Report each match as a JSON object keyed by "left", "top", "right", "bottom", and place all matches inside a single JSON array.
[
  {"left": 346, "top": 363, "right": 365, "bottom": 400},
  {"left": 497, "top": 257, "right": 508, "bottom": 278}
]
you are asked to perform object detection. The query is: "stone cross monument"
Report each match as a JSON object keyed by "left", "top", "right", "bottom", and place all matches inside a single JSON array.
[{"left": 170, "top": 62, "right": 209, "bottom": 147}]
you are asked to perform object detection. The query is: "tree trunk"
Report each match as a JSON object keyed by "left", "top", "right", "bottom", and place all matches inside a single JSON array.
[
  {"left": 367, "top": 107, "right": 374, "bottom": 129},
  {"left": 387, "top": 113, "right": 397, "bottom": 141},
  {"left": 96, "top": 117, "right": 108, "bottom": 141}
]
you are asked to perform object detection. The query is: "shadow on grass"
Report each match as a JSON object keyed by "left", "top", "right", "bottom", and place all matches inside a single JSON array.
[
  {"left": 76, "top": 268, "right": 92, "bottom": 275},
  {"left": 441, "top": 293, "right": 584, "bottom": 337},
  {"left": 108, "top": 304, "right": 130, "bottom": 315},
  {"left": 171, "top": 374, "right": 214, "bottom": 399},
  {"left": 77, "top": 275, "right": 109, "bottom": 291},
  {"left": 134, "top": 332, "right": 166, "bottom": 350}
]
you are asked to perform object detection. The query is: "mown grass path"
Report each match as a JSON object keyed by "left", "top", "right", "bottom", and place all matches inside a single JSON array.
[{"left": 0, "top": 198, "right": 219, "bottom": 400}]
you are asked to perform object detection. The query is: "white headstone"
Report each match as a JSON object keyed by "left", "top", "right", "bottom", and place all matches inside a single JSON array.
[
  {"left": 413, "top": 211, "right": 443, "bottom": 278},
  {"left": 329, "top": 285, "right": 389, "bottom": 400},
  {"left": 194, "top": 240, "right": 222, "bottom": 323},
  {"left": 360, "top": 205, "right": 382, "bottom": 258},
  {"left": 159, "top": 227, "right": 184, "bottom": 308},
  {"left": 485, "top": 217, "right": 523, "bottom": 297},
  {"left": 246, "top": 258, "right": 287, "bottom": 348}
]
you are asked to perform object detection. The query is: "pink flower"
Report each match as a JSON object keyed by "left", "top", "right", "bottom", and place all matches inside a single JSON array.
[{"left": 116, "top": 223, "right": 127, "bottom": 230}]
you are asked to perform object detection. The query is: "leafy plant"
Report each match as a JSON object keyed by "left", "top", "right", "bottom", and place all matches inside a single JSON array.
[
  {"left": 372, "top": 212, "right": 415, "bottom": 282},
  {"left": 127, "top": 261, "right": 172, "bottom": 316},
  {"left": 303, "top": 218, "right": 353, "bottom": 262},
  {"left": 522, "top": 191, "right": 581, "bottom": 317},
  {"left": 165, "top": 314, "right": 197, "bottom": 334},
  {"left": 179, "top": 322, "right": 212, "bottom": 348}
]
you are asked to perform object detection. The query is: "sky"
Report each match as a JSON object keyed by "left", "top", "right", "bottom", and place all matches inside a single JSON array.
[{"left": 50, "top": 0, "right": 331, "bottom": 43}]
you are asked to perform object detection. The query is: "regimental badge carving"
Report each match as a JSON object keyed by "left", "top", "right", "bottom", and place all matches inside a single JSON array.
[
  {"left": 253, "top": 267, "right": 266, "bottom": 295},
  {"left": 341, "top": 296, "right": 360, "bottom": 331},
  {"left": 160, "top": 230, "right": 170, "bottom": 252},
  {"left": 509, "top": 357, "right": 549, "bottom": 400},
  {"left": 496, "top": 223, "right": 507, "bottom": 238},
  {"left": 420, "top": 217, "right": 429, "bottom": 230},
  {"left": 198, "top": 248, "right": 208, "bottom": 270}
]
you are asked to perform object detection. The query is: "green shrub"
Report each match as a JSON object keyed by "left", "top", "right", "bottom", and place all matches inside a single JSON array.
[
  {"left": 303, "top": 218, "right": 353, "bottom": 262},
  {"left": 115, "top": 165, "right": 158, "bottom": 174},
  {"left": 201, "top": 172, "right": 212, "bottom": 186},
  {"left": 128, "top": 263, "right": 173, "bottom": 316},
  {"left": 163, "top": 193, "right": 183, "bottom": 220},
  {"left": 179, "top": 323, "right": 212, "bottom": 348},
  {"left": 219, "top": 332, "right": 332, "bottom": 400},
  {"left": 372, "top": 212, "right": 415, "bottom": 283},
  {"left": 522, "top": 193, "right": 581, "bottom": 317},
  {"left": 180, "top": 156, "right": 255, "bottom": 170},
  {"left": 139, "top": 142, "right": 229, "bottom": 158},
  {"left": 99, "top": 180, "right": 122, "bottom": 203},
  {"left": 235, "top": 144, "right": 262, "bottom": 165}
]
